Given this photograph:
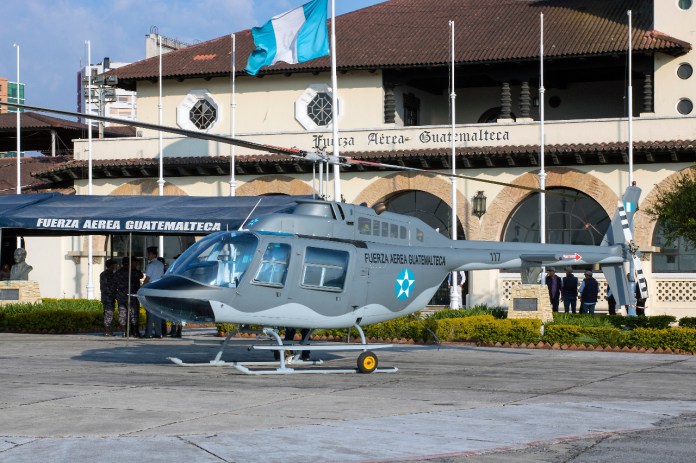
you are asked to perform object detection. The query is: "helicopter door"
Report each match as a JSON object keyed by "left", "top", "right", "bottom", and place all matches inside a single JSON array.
[{"left": 293, "top": 246, "right": 359, "bottom": 325}]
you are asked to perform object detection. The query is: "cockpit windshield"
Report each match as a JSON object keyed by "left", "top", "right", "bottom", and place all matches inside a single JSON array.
[{"left": 168, "top": 232, "right": 258, "bottom": 287}]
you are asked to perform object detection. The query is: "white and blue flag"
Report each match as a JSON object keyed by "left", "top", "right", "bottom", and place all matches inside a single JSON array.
[{"left": 245, "top": 0, "right": 329, "bottom": 76}]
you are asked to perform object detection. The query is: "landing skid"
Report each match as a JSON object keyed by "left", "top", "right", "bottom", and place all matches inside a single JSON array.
[{"left": 167, "top": 324, "right": 398, "bottom": 375}]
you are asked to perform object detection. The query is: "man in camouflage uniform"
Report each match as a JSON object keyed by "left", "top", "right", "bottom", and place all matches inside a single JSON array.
[
  {"left": 100, "top": 259, "right": 118, "bottom": 336},
  {"left": 115, "top": 256, "right": 143, "bottom": 337}
]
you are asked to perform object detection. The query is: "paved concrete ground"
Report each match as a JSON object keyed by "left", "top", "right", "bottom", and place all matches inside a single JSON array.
[{"left": 1, "top": 330, "right": 696, "bottom": 462}]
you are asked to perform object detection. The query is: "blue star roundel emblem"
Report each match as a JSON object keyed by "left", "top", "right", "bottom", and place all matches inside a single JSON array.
[{"left": 395, "top": 268, "right": 415, "bottom": 300}]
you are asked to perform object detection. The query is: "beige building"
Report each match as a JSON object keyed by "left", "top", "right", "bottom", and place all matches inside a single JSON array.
[{"left": 29, "top": 0, "right": 696, "bottom": 316}]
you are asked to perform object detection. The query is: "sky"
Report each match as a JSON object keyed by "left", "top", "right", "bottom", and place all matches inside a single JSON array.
[{"left": 0, "top": 0, "right": 384, "bottom": 114}]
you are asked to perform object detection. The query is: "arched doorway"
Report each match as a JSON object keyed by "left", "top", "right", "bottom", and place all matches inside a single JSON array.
[
  {"left": 383, "top": 190, "right": 466, "bottom": 305},
  {"left": 503, "top": 188, "right": 610, "bottom": 270}
]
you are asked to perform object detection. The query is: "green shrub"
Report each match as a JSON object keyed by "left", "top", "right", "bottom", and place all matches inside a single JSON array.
[
  {"left": 543, "top": 325, "right": 629, "bottom": 347},
  {"left": 679, "top": 317, "right": 696, "bottom": 329},
  {"left": 606, "top": 315, "right": 676, "bottom": 330},
  {"left": 427, "top": 315, "right": 540, "bottom": 343},
  {"left": 427, "top": 305, "right": 507, "bottom": 320},
  {"left": 547, "top": 313, "right": 614, "bottom": 328},
  {"left": 627, "top": 328, "right": 696, "bottom": 352}
]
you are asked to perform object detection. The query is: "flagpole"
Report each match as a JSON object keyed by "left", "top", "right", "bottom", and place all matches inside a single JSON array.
[
  {"left": 86, "top": 40, "right": 94, "bottom": 299},
  {"left": 14, "top": 44, "right": 20, "bottom": 196},
  {"left": 158, "top": 35, "right": 164, "bottom": 256},
  {"left": 627, "top": 10, "right": 633, "bottom": 186},
  {"left": 330, "top": 0, "right": 341, "bottom": 201},
  {"left": 539, "top": 14, "right": 546, "bottom": 243},
  {"left": 230, "top": 33, "right": 237, "bottom": 197},
  {"left": 448, "top": 20, "right": 460, "bottom": 309},
  {"left": 627, "top": 10, "right": 636, "bottom": 317},
  {"left": 14, "top": 43, "right": 20, "bottom": 249}
]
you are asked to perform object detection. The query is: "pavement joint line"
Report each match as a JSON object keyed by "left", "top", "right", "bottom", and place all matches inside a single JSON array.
[{"left": 178, "top": 436, "right": 230, "bottom": 463}]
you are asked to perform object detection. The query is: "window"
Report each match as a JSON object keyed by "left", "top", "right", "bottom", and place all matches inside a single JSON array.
[
  {"left": 177, "top": 89, "right": 219, "bottom": 132},
  {"left": 254, "top": 243, "right": 291, "bottom": 286},
  {"left": 189, "top": 98, "right": 217, "bottom": 130},
  {"left": 652, "top": 223, "right": 696, "bottom": 272},
  {"left": 678, "top": 0, "right": 692, "bottom": 10},
  {"left": 358, "top": 217, "right": 371, "bottom": 235},
  {"left": 677, "top": 98, "right": 693, "bottom": 115},
  {"left": 302, "top": 247, "right": 349, "bottom": 291},
  {"left": 372, "top": 220, "right": 380, "bottom": 236},
  {"left": 677, "top": 63, "right": 693, "bottom": 80},
  {"left": 307, "top": 92, "right": 332, "bottom": 126},
  {"left": 403, "top": 93, "right": 420, "bottom": 126},
  {"left": 169, "top": 232, "right": 257, "bottom": 287}
]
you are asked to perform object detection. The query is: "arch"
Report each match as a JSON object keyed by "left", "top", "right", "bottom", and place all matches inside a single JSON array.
[
  {"left": 353, "top": 172, "right": 477, "bottom": 239},
  {"left": 481, "top": 168, "right": 620, "bottom": 242},
  {"left": 637, "top": 167, "right": 696, "bottom": 246},
  {"left": 109, "top": 179, "right": 188, "bottom": 197},
  {"left": 236, "top": 175, "right": 314, "bottom": 196}
]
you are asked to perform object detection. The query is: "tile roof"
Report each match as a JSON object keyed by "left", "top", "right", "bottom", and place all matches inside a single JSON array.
[
  {"left": 0, "top": 156, "right": 73, "bottom": 194},
  {"left": 111, "top": 0, "right": 690, "bottom": 83},
  {"left": 31, "top": 139, "right": 696, "bottom": 182}
]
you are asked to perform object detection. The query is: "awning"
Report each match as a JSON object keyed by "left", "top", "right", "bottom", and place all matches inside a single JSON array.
[{"left": 0, "top": 193, "right": 308, "bottom": 236}]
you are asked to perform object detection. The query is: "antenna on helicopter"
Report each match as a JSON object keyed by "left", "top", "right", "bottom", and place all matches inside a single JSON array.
[{"left": 238, "top": 198, "right": 263, "bottom": 231}]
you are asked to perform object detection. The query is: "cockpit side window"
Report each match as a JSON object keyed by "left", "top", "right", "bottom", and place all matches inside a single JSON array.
[
  {"left": 301, "top": 247, "right": 349, "bottom": 291},
  {"left": 170, "top": 232, "right": 258, "bottom": 287},
  {"left": 253, "top": 243, "right": 291, "bottom": 287}
]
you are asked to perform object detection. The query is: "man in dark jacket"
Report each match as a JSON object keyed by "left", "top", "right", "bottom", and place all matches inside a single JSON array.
[
  {"left": 579, "top": 269, "right": 599, "bottom": 315},
  {"left": 561, "top": 267, "right": 579, "bottom": 314},
  {"left": 545, "top": 267, "right": 561, "bottom": 312},
  {"left": 100, "top": 259, "right": 118, "bottom": 336},
  {"left": 115, "top": 256, "right": 143, "bottom": 337}
]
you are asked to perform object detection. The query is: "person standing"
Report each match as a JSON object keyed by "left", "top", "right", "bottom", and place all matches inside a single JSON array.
[
  {"left": 561, "top": 267, "right": 579, "bottom": 314},
  {"left": 606, "top": 286, "right": 617, "bottom": 315},
  {"left": 115, "top": 256, "right": 143, "bottom": 337},
  {"left": 142, "top": 246, "right": 165, "bottom": 338},
  {"left": 579, "top": 269, "right": 599, "bottom": 315},
  {"left": 545, "top": 267, "right": 561, "bottom": 312},
  {"left": 100, "top": 259, "right": 118, "bottom": 336}
]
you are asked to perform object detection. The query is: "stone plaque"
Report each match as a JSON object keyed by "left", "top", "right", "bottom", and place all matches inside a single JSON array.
[
  {"left": 513, "top": 297, "right": 538, "bottom": 311},
  {"left": 0, "top": 289, "right": 20, "bottom": 301},
  {"left": 509, "top": 284, "right": 553, "bottom": 323}
]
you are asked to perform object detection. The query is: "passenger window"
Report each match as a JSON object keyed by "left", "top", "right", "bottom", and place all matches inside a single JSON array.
[
  {"left": 382, "top": 222, "right": 389, "bottom": 237},
  {"left": 253, "top": 243, "right": 291, "bottom": 287},
  {"left": 372, "top": 220, "right": 380, "bottom": 236},
  {"left": 301, "top": 247, "right": 349, "bottom": 291},
  {"left": 390, "top": 224, "right": 399, "bottom": 238},
  {"left": 358, "top": 217, "right": 371, "bottom": 235},
  {"left": 400, "top": 226, "right": 408, "bottom": 239},
  {"left": 416, "top": 229, "right": 424, "bottom": 242}
]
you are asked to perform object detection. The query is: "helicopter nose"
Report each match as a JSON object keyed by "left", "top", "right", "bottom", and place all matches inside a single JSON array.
[{"left": 137, "top": 275, "right": 218, "bottom": 324}]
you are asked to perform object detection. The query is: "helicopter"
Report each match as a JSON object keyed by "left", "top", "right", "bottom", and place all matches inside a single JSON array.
[{"left": 1, "top": 101, "right": 647, "bottom": 374}]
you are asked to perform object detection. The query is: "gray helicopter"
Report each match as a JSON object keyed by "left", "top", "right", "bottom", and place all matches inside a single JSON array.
[
  {"left": 2, "top": 102, "right": 646, "bottom": 374},
  {"left": 135, "top": 186, "right": 644, "bottom": 374}
]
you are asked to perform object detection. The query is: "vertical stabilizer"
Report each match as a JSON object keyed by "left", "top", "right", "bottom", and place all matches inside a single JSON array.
[{"left": 600, "top": 186, "right": 642, "bottom": 306}]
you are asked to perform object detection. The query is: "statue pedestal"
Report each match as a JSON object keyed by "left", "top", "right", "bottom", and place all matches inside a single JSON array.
[
  {"left": 509, "top": 284, "right": 553, "bottom": 323},
  {"left": 0, "top": 280, "right": 42, "bottom": 305}
]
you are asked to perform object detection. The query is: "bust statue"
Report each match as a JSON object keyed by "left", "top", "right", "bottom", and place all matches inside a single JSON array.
[{"left": 10, "top": 248, "right": 33, "bottom": 280}]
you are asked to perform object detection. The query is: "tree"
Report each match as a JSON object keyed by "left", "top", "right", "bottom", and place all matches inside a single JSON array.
[{"left": 644, "top": 167, "right": 696, "bottom": 247}]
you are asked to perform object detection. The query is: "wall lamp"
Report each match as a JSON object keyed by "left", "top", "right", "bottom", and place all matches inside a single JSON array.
[{"left": 472, "top": 191, "right": 487, "bottom": 218}]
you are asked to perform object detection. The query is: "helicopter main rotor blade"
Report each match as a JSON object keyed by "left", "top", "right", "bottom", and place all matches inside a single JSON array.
[
  {"left": 345, "top": 157, "right": 573, "bottom": 197},
  {"left": 0, "top": 101, "right": 313, "bottom": 158},
  {"left": 1, "top": 100, "right": 571, "bottom": 197}
]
